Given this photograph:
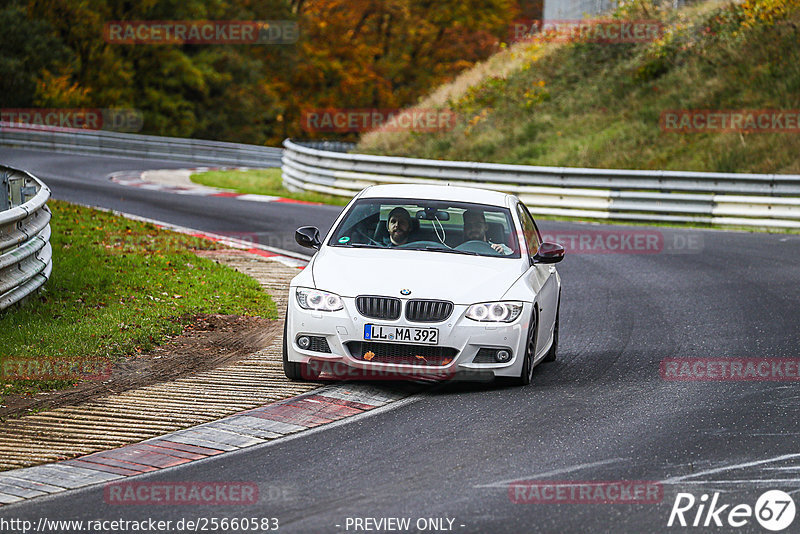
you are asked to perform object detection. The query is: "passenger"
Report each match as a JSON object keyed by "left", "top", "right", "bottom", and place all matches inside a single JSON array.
[
  {"left": 383, "top": 207, "right": 412, "bottom": 246},
  {"left": 462, "top": 209, "right": 512, "bottom": 255}
]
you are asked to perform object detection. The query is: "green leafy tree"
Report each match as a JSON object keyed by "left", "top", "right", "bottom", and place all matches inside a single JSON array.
[{"left": 0, "top": 3, "right": 73, "bottom": 107}]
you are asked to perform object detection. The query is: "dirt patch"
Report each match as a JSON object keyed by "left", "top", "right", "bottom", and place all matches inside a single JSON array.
[{"left": 0, "top": 314, "right": 280, "bottom": 420}]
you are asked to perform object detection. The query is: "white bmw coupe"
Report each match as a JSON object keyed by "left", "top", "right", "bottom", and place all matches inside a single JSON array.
[{"left": 283, "top": 184, "right": 564, "bottom": 385}]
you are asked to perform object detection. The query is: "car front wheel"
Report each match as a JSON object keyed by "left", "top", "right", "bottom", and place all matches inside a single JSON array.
[{"left": 505, "top": 310, "right": 537, "bottom": 386}]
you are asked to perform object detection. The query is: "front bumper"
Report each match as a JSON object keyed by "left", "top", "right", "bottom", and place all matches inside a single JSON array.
[{"left": 285, "top": 292, "right": 532, "bottom": 381}]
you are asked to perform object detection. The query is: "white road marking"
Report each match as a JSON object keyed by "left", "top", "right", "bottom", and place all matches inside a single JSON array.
[
  {"left": 474, "top": 457, "right": 629, "bottom": 488},
  {"left": 661, "top": 452, "right": 800, "bottom": 484},
  {"left": 236, "top": 194, "right": 282, "bottom": 202}
]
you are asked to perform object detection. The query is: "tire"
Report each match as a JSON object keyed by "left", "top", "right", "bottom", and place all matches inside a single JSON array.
[
  {"left": 543, "top": 299, "right": 560, "bottom": 363},
  {"left": 506, "top": 309, "right": 537, "bottom": 386},
  {"left": 282, "top": 312, "right": 320, "bottom": 381}
]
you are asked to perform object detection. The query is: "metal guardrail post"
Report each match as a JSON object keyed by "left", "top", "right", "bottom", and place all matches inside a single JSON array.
[
  {"left": 9, "top": 176, "right": 22, "bottom": 208},
  {"left": 0, "top": 171, "right": 8, "bottom": 211},
  {"left": 21, "top": 184, "right": 37, "bottom": 203}
]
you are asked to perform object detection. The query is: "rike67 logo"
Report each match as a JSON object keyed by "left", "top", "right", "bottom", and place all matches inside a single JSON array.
[{"left": 668, "top": 490, "right": 796, "bottom": 531}]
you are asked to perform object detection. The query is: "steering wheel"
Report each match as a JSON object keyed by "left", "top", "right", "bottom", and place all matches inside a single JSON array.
[{"left": 454, "top": 240, "right": 501, "bottom": 255}]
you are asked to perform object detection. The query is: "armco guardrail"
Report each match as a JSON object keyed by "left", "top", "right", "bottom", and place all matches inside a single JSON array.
[
  {"left": 282, "top": 139, "right": 800, "bottom": 228},
  {"left": 0, "top": 122, "right": 282, "bottom": 168},
  {"left": 0, "top": 166, "right": 52, "bottom": 311}
]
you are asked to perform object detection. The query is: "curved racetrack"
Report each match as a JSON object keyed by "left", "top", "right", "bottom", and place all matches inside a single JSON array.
[{"left": 2, "top": 147, "right": 800, "bottom": 533}]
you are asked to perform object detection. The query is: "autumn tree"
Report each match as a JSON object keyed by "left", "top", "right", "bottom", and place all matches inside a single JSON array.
[{"left": 4, "top": 0, "right": 518, "bottom": 144}]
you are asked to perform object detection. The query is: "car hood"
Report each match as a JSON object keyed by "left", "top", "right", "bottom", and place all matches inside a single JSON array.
[{"left": 310, "top": 247, "right": 526, "bottom": 304}]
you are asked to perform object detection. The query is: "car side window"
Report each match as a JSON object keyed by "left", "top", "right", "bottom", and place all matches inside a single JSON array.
[{"left": 516, "top": 203, "right": 540, "bottom": 257}]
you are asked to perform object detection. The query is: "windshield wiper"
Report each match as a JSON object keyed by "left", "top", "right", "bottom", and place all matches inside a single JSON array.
[
  {"left": 420, "top": 246, "right": 479, "bottom": 256},
  {"left": 343, "top": 243, "right": 384, "bottom": 248}
]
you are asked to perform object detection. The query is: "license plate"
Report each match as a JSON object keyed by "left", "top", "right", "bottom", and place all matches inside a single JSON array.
[{"left": 364, "top": 324, "right": 438, "bottom": 345}]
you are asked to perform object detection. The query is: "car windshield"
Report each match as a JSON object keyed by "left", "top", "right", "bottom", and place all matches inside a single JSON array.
[{"left": 328, "top": 197, "right": 521, "bottom": 258}]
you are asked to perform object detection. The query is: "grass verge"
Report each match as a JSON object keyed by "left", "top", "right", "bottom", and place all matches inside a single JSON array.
[
  {"left": 0, "top": 200, "right": 276, "bottom": 404},
  {"left": 357, "top": 0, "right": 800, "bottom": 175},
  {"left": 191, "top": 167, "right": 352, "bottom": 206}
]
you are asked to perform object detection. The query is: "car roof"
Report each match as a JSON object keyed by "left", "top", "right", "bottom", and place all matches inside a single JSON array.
[{"left": 359, "top": 183, "right": 513, "bottom": 207}]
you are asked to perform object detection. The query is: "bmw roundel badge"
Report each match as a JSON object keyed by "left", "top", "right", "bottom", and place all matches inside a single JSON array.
[{"left": 400, "top": 289, "right": 411, "bottom": 295}]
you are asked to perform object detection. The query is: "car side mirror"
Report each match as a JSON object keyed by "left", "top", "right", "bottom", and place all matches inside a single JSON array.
[
  {"left": 295, "top": 226, "right": 322, "bottom": 250},
  {"left": 533, "top": 242, "right": 565, "bottom": 264}
]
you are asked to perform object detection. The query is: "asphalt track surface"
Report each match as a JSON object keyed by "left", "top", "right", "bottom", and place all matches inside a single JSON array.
[{"left": 2, "top": 147, "right": 800, "bottom": 533}]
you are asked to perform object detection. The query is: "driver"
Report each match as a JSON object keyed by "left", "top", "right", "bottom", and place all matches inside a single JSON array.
[
  {"left": 463, "top": 209, "right": 512, "bottom": 255},
  {"left": 383, "top": 207, "right": 412, "bottom": 246}
]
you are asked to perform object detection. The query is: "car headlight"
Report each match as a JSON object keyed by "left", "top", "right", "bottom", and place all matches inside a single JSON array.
[
  {"left": 296, "top": 288, "right": 344, "bottom": 311},
  {"left": 465, "top": 301, "right": 523, "bottom": 322}
]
